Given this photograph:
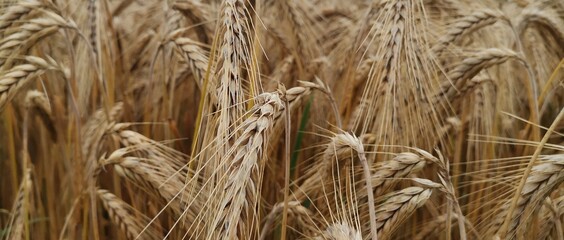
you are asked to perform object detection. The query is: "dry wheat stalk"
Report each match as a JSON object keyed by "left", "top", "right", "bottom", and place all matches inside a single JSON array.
[
  {"left": 0, "top": 56, "right": 59, "bottom": 110},
  {"left": 96, "top": 189, "right": 162, "bottom": 240},
  {"left": 314, "top": 222, "right": 362, "bottom": 240},
  {"left": 374, "top": 187, "right": 433, "bottom": 240}
]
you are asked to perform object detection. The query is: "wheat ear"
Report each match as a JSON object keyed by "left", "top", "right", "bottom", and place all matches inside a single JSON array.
[
  {"left": 6, "top": 168, "right": 33, "bottom": 240},
  {"left": 375, "top": 187, "right": 433, "bottom": 240},
  {"left": 0, "top": 56, "right": 59, "bottom": 110},
  {"left": 314, "top": 222, "right": 362, "bottom": 240},
  {"left": 97, "top": 189, "right": 162, "bottom": 240}
]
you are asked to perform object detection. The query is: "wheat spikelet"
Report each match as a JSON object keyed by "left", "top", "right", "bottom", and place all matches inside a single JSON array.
[
  {"left": 96, "top": 189, "right": 162, "bottom": 240},
  {"left": 374, "top": 187, "right": 433, "bottom": 240},
  {"left": 314, "top": 222, "right": 362, "bottom": 240},
  {"left": 0, "top": 56, "right": 59, "bottom": 110}
]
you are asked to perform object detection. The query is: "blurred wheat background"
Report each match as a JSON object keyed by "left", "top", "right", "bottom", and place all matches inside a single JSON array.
[{"left": 0, "top": 0, "right": 563, "bottom": 239}]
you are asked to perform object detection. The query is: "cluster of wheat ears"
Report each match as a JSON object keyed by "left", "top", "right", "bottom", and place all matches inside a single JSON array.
[{"left": 0, "top": 0, "right": 563, "bottom": 239}]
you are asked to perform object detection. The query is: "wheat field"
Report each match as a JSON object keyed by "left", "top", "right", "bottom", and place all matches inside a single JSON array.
[{"left": 0, "top": 0, "right": 563, "bottom": 239}]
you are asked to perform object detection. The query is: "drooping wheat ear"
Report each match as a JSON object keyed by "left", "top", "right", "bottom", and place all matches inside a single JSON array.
[
  {"left": 267, "top": 55, "right": 294, "bottom": 91},
  {"left": 278, "top": 0, "right": 314, "bottom": 75},
  {"left": 173, "top": 0, "right": 213, "bottom": 43},
  {"left": 213, "top": 92, "right": 284, "bottom": 239},
  {"left": 170, "top": 37, "right": 213, "bottom": 92},
  {"left": 0, "top": 11, "right": 77, "bottom": 67},
  {"left": 371, "top": 152, "right": 427, "bottom": 196},
  {"left": 7, "top": 168, "right": 33, "bottom": 240},
  {"left": 537, "top": 196, "right": 564, "bottom": 240},
  {"left": 432, "top": 9, "right": 507, "bottom": 56},
  {"left": 101, "top": 150, "right": 196, "bottom": 219},
  {"left": 296, "top": 132, "right": 364, "bottom": 201},
  {"left": 24, "top": 90, "right": 56, "bottom": 141},
  {"left": 313, "top": 222, "right": 362, "bottom": 240},
  {"left": 96, "top": 189, "right": 163, "bottom": 240},
  {"left": 0, "top": 56, "right": 59, "bottom": 110},
  {"left": 375, "top": 187, "right": 433, "bottom": 240},
  {"left": 0, "top": 0, "right": 43, "bottom": 32},
  {"left": 500, "top": 154, "right": 564, "bottom": 239},
  {"left": 437, "top": 48, "right": 521, "bottom": 100},
  {"left": 81, "top": 103, "right": 123, "bottom": 181},
  {"left": 259, "top": 201, "right": 314, "bottom": 240},
  {"left": 516, "top": 6, "right": 564, "bottom": 47}
]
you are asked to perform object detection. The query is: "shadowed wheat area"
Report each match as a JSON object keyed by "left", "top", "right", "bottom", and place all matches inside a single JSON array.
[{"left": 0, "top": 0, "right": 563, "bottom": 239}]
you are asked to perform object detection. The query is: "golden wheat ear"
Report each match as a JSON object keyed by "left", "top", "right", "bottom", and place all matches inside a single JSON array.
[
  {"left": 96, "top": 189, "right": 163, "bottom": 240},
  {"left": 6, "top": 168, "right": 33, "bottom": 240},
  {"left": 374, "top": 187, "right": 433, "bottom": 240},
  {"left": 0, "top": 56, "right": 61, "bottom": 110}
]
